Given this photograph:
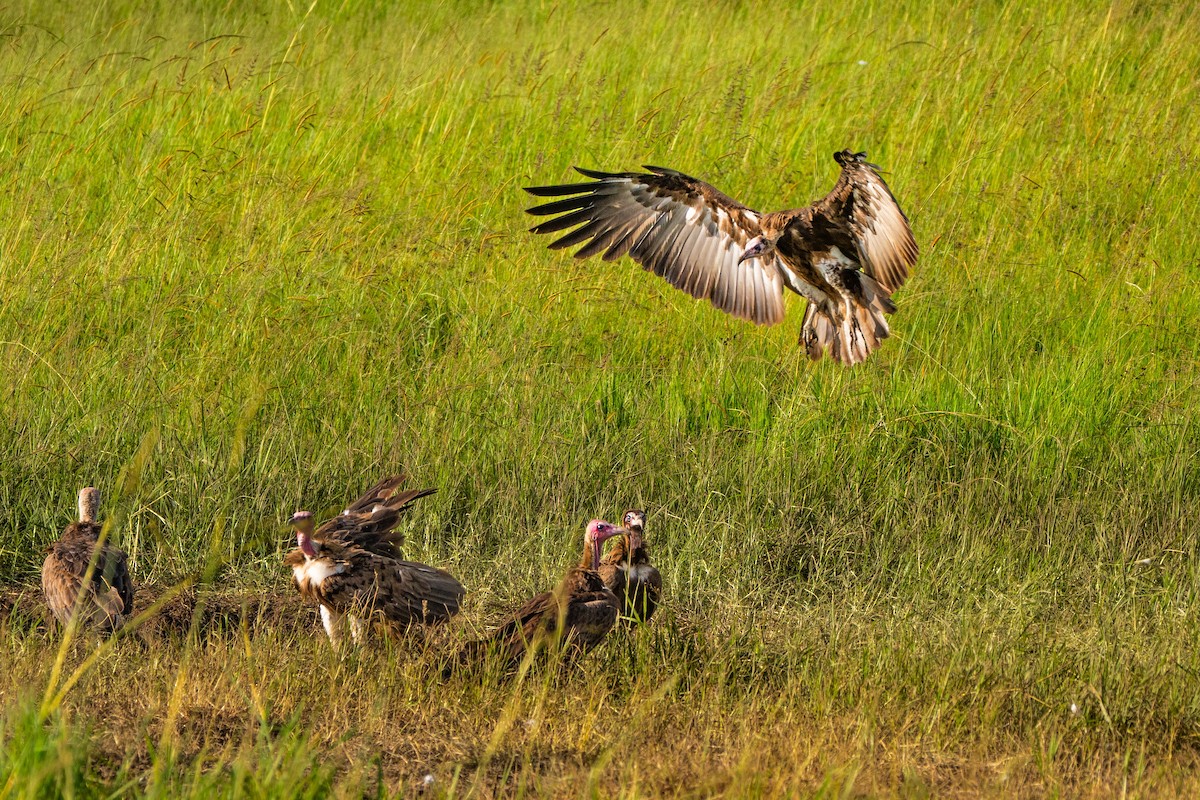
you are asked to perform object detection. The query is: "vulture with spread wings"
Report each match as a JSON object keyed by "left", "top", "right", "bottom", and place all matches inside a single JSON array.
[{"left": 525, "top": 150, "right": 918, "bottom": 365}]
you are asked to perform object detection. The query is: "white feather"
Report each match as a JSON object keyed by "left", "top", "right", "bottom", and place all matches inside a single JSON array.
[
  {"left": 629, "top": 564, "right": 656, "bottom": 582},
  {"left": 320, "top": 604, "right": 345, "bottom": 644},
  {"left": 348, "top": 615, "right": 366, "bottom": 645},
  {"left": 294, "top": 557, "right": 345, "bottom": 590}
]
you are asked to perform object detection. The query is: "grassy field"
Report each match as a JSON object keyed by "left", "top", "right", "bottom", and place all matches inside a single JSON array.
[{"left": 2, "top": 0, "right": 1200, "bottom": 795}]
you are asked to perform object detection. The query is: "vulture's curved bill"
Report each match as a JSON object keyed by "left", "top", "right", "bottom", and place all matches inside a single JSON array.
[{"left": 525, "top": 150, "right": 918, "bottom": 365}]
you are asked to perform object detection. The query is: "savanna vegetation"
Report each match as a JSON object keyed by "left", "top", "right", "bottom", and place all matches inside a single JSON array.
[{"left": 2, "top": 0, "right": 1200, "bottom": 796}]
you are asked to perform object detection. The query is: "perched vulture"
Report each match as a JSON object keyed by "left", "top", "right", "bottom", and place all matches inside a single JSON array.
[
  {"left": 284, "top": 476, "right": 465, "bottom": 646},
  {"left": 525, "top": 150, "right": 918, "bottom": 365},
  {"left": 42, "top": 487, "right": 134, "bottom": 635},
  {"left": 447, "top": 519, "right": 622, "bottom": 675},
  {"left": 598, "top": 509, "right": 662, "bottom": 625}
]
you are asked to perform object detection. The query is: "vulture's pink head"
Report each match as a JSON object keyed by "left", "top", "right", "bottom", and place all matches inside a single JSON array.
[
  {"left": 738, "top": 235, "right": 777, "bottom": 265},
  {"left": 584, "top": 519, "right": 623, "bottom": 569},
  {"left": 289, "top": 511, "right": 319, "bottom": 557}
]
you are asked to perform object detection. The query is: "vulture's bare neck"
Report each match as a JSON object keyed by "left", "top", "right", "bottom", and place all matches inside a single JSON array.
[
  {"left": 578, "top": 537, "right": 602, "bottom": 571},
  {"left": 77, "top": 487, "right": 100, "bottom": 524}
]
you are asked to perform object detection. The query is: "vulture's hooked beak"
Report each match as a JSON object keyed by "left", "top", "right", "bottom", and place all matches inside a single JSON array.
[
  {"left": 738, "top": 236, "right": 770, "bottom": 264},
  {"left": 604, "top": 526, "right": 629, "bottom": 543}
]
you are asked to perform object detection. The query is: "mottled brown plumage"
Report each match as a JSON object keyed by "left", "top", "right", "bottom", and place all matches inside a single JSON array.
[
  {"left": 449, "top": 520, "right": 622, "bottom": 674},
  {"left": 525, "top": 150, "right": 918, "bottom": 365},
  {"left": 41, "top": 487, "right": 134, "bottom": 635},
  {"left": 598, "top": 509, "right": 662, "bottom": 625},
  {"left": 285, "top": 476, "right": 464, "bottom": 645}
]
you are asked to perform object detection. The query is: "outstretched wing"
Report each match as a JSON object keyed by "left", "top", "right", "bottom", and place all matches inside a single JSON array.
[
  {"left": 526, "top": 166, "right": 786, "bottom": 326},
  {"left": 817, "top": 151, "right": 918, "bottom": 293}
]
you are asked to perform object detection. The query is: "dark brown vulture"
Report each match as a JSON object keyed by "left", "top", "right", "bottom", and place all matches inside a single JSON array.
[
  {"left": 598, "top": 509, "right": 662, "bottom": 625},
  {"left": 284, "top": 476, "right": 465, "bottom": 646},
  {"left": 41, "top": 487, "right": 134, "bottom": 635},
  {"left": 448, "top": 519, "right": 622, "bottom": 674},
  {"left": 525, "top": 150, "right": 918, "bottom": 365}
]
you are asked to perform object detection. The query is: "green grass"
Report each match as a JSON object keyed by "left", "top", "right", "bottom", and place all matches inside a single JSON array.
[{"left": 3, "top": 0, "right": 1200, "bottom": 795}]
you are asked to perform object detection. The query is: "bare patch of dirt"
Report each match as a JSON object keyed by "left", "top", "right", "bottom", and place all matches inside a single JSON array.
[{"left": 0, "top": 583, "right": 317, "bottom": 641}]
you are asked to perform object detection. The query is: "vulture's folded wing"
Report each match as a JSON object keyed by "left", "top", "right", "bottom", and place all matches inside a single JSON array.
[
  {"left": 562, "top": 589, "right": 619, "bottom": 644},
  {"left": 103, "top": 546, "right": 135, "bottom": 615},
  {"left": 818, "top": 151, "right": 918, "bottom": 294},
  {"left": 42, "top": 552, "right": 81, "bottom": 625},
  {"left": 380, "top": 560, "right": 466, "bottom": 623},
  {"left": 526, "top": 166, "right": 786, "bottom": 325}
]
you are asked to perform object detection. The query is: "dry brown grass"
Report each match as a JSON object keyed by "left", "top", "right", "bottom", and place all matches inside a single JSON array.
[{"left": 5, "top": 584, "right": 1200, "bottom": 797}]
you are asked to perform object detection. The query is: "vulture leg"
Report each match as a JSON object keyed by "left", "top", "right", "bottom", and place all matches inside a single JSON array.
[
  {"left": 348, "top": 614, "right": 367, "bottom": 645},
  {"left": 800, "top": 302, "right": 841, "bottom": 362},
  {"left": 320, "top": 605, "right": 347, "bottom": 645}
]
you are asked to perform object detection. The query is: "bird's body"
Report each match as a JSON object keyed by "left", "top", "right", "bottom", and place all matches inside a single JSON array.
[
  {"left": 525, "top": 150, "right": 918, "bottom": 365},
  {"left": 285, "top": 476, "right": 465, "bottom": 645},
  {"left": 598, "top": 509, "right": 661, "bottom": 625},
  {"left": 41, "top": 488, "right": 134, "bottom": 635},
  {"left": 449, "top": 520, "right": 622, "bottom": 674}
]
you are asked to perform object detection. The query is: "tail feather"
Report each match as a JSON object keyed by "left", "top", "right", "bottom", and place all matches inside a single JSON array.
[
  {"left": 411, "top": 565, "right": 467, "bottom": 619},
  {"left": 801, "top": 274, "right": 896, "bottom": 365}
]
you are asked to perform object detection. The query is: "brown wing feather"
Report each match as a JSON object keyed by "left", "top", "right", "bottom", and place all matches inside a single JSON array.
[
  {"left": 376, "top": 559, "right": 466, "bottom": 623},
  {"left": 343, "top": 475, "right": 409, "bottom": 513},
  {"left": 448, "top": 589, "right": 557, "bottom": 670},
  {"left": 626, "top": 563, "right": 662, "bottom": 624},
  {"left": 317, "top": 478, "right": 437, "bottom": 558},
  {"left": 526, "top": 167, "right": 787, "bottom": 326},
  {"left": 41, "top": 523, "right": 133, "bottom": 633},
  {"left": 818, "top": 151, "right": 918, "bottom": 293},
  {"left": 105, "top": 546, "right": 134, "bottom": 615},
  {"left": 601, "top": 537, "right": 661, "bottom": 625},
  {"left": 597, "top": 537, "right": 627, "bottom": 609},
  {"left": 315, "top": 549, "right": 465, "bottom": 626},
  {"left": 451, "top": 568, "right": 617, "bottom": 673},
  {"left": 42, "top": 551, "right": 80, "bottom": 627}
]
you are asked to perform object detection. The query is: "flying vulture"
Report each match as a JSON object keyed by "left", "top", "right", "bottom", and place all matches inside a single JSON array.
[
  {"left": 447, "top": 519, "right": 622, "bottom": 674},
  {"left": 42, "top": 487, "right": 134, "bottom": 635},
  {"left": 598, "top": 509, "right": 662, "bottom": 625},
  {"left": 525, "top": 150, "right": 918, "bottom": 365},
  {"left": 285, "top": 476, "right": 466, "bottom": 646}
]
